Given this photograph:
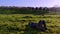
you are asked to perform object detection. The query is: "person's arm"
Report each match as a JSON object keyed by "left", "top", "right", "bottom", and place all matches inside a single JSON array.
[{"left": 43, "top": 20, "right": 47, "bottom": 30}]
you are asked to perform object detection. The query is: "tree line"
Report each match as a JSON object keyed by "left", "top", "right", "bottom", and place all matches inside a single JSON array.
[{"left": 0, "top": 6, "right": 58, "bottom": 15}]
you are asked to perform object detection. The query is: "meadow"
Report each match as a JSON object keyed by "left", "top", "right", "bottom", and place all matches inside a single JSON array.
[{"left": 0, "top": 14, "right": 60, "bottom": 34}]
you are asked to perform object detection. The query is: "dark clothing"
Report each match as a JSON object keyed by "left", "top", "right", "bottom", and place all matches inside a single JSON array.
[
  {"left": 29, "top": 20, "right": 47, "bottom": 32},
  {"left": 29, "top": 22, "right": 36, "bottom": 28},
  {"left": 38, "top": 20, "right": 47, "bottom": 31}
]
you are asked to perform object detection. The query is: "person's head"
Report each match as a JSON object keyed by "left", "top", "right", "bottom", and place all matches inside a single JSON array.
[
  {"left": 38, "top": 20, "right": 45, "bottom": 24},
  {"left": 39, "top": 20, "right": 43, "bottom": 22}
]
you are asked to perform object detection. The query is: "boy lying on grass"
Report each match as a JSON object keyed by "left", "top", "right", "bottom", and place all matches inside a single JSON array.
[{"left": 29, "top": 20, "right": 47, "bottom": 32}]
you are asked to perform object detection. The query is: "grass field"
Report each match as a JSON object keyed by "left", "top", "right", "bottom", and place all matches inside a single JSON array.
[{"left": 0, "top": 14, "right": 60, "bottom": 34}]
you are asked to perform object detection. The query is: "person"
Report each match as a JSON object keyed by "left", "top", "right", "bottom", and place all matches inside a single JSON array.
[
  {"left": 29, "top": 21, "right": 35, "bottom": 28},
  {"left": 28, "top": 20, "right": 47, "bottom": 32},
  {"left": 38, "top": 20, "right": 47, "bottom": 32}
]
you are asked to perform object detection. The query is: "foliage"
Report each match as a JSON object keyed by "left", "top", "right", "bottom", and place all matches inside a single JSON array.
[
  {"left": 0, "top": 6, "right": 49, "bottom": 15},
  {"left": 0, "top": 14, "right": 59, "bottom": 34}
]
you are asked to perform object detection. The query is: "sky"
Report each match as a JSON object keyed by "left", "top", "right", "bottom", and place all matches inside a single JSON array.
[{"left": 0, "top": 0, "right": 60, "bottom": 7}]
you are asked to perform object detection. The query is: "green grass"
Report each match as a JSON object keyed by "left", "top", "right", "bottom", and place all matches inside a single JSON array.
[{"left": 0, "top": 14, "right": 60, "bottom": 34}]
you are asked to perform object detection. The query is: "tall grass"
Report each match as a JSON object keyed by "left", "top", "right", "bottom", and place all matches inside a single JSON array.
[{"left": 0, "top": 14, "right": 60, "bottom": 34}]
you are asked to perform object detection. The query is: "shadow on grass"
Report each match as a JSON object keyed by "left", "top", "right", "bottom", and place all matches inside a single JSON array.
[{"left": 23, "top": 25, "right": 41, "bottom": 34}]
